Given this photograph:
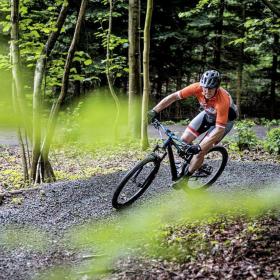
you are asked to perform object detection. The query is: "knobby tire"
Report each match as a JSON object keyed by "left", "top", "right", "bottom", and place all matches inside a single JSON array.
[{"left": 112, "top": 154, "right": 160, "bottom": 209}]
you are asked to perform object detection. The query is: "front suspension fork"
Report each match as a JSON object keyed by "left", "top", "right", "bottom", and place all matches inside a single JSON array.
[{"left": 167, "top": 145, "right": 178, "bottom": 181}]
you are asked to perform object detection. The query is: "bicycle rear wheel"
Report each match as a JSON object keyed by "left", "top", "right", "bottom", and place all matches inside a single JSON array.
[
  {"left": 186, "top": 146, "right": 228, "bottom": 190},
  {"left": 112, "top": 154, "right": 160, "bottom": 209}
]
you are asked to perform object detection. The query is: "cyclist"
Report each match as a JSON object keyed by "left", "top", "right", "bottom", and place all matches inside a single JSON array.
[{"left": 148, "top": 70, "right": 238, "bottom": 183}]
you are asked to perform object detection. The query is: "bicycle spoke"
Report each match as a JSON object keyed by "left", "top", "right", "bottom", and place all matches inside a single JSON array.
[
  {"left": 187, "top": 149, "right": 226, "bottom": 189},
  {"left": 116, "top": 161, "right": 157, "bottom": 204}
]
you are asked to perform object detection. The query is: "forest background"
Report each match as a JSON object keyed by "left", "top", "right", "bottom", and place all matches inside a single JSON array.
[
  {"left": 1, "top": 0, "right": 279, "bottom": 120},
  {"left": 0, "top": 0, "right": 279, "bottom": 185}
]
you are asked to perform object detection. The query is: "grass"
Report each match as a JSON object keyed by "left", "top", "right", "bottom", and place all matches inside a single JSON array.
[{"left": 0, "top": 140, "right": 153, "bottom": 191}]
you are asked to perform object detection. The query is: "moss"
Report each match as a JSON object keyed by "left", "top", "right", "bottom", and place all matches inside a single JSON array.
[
  {"left": 0, "top": 169, "right": 25, "bottom": 190},
  {"left": 11, "top": 196, "right": 24, "bottom": 205}
]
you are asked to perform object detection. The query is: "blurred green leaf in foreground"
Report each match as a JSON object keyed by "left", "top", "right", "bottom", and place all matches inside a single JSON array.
[{"left": 38, "top": 184, "right": 280, "bottom": 279}]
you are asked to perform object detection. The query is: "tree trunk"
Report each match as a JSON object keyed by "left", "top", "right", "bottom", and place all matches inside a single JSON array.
[
  {"left": 128, "top": 0, "right": 142, "bottom": 138},
  {"left": 141, "top": 0, "right": 153, "bottom": 150},
  {"left": 10, "top": 0, "right": 29, "bottom": 181},
  {"left": 41, "top": 0, "right": 89, "bottom": 175},
  {"left": 106, "top": 0, "right": 120, "bottom": 139},
  {"left": 270, "top": 33, "right": 278, "bottom": 118},
  {"left": 74, "top": 61, "right": 81, "bottom": 98},
  {"left": 236, "top": 64, "right": 242, "bottom": 117},
  {"left": 236, "top": 2, "right": 245, "bottom": 117},
  {"left": 213, "top": 0, "right": 225, "bottom": 69},
  {"left": 73, "top": 4, "right": 84, "bottom": 99},
  {"left": 175, "top": 69, "right": 182, "bottom": 120},
  {"left": 31, "top": 1, "right": 69, "bottom": 183}
]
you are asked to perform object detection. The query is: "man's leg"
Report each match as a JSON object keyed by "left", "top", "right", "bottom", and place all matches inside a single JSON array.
[
  {"left": 188, "top": 121, "right": 234, "bottom": 173},
  {"left": 188, "top": 139, "right": 211, "bottom": 174},
  {"left": 171, "top": 113, "right": 212, "bottom": 189},
  {"left": 181, "top": 111, "right": 211, "bottom": 175},
  {"left": 181, "top": 130, "right": 196, "bottom": 145},
  {"left": 181, "top": 111, "right": 209, "bottom": 144}
]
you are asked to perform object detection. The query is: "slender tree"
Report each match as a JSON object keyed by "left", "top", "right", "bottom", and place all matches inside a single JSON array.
[
  {"left": 261, "top": 1, "right": 279, "bottom": 118},
  {"left": 106, "top": 0, "right": 120, "bottom": 139},
  {"left": 10, "top": 0, "right": 29, "bottom": 181},
  {"left": 40, "top": 0, "right": 89, "bottom": 180},
  {"left": 31, "top": 0, "right": 70, "bottom": 183},
  {"left": 141, "top": 0, "right": 153, "bottom": 150},
  {"left": 213, "top": 0, "right": 225, "bottom": 69},
  {"left": 236, "top": 1, "right": 246, "bottom": 116},
  {"left": 128, "top": 0, "right": 141, "bottom": 138},
  {"left": 270, "top": 32, "right": 278, "bottom": 118}
]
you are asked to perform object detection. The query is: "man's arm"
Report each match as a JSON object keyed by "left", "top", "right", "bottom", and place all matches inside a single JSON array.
[{"left": 153, "top": 92, "right": 180, "bottom": 113}]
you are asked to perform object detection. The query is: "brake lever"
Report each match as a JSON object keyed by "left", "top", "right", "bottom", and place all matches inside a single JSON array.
[{"left": 152, "top": 119, "right": 160, "bottom": 129}]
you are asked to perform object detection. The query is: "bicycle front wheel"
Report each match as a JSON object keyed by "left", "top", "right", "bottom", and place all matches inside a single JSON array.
[
  {"left": 112, "top": 154, "right": 160, "bottom": 209},
  {"left": 187, "top": 146, "right": 228, "bottom": 190}
]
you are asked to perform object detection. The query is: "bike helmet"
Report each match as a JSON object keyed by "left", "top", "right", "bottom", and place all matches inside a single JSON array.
[{"left": 200, "top": 70, "right": 221, "bottom": 88}]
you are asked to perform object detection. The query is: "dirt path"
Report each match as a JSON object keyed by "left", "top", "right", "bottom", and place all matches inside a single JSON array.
[
  {"left": 148, "top": 124, "right": 269, "bottom": 139},
  {"left": 0, "top": 128, "right": 18, "bottom": 146},
  {"left": 0, "top": 125, "right": 269, "bottom": 146},
  {"left": 0, "top": 160, "right": 280, "bottom": 279}
]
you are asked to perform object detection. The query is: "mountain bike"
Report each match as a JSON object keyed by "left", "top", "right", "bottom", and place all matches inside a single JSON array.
[{"left": 112, "top": 119, "right": 228, "bottom": 209}]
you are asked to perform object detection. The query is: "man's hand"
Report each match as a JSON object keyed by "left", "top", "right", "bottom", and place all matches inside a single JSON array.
[
  {"left": 187, "top": 144, "right": 201, "bottom": 155},
  {"left": 147, "top": 109, "right": 159, "bottom": 123}
]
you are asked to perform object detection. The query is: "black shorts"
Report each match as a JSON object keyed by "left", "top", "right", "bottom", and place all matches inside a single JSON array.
[{"left": 185, "top": 111, "right": 234, "bottom": 139}]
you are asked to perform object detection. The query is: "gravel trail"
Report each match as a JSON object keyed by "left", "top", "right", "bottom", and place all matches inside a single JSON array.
[
  {"left": 0, "top": 124, "right": 269, "bottom": 146},
  {"left": 0, "top": 159, "right": 280, "bottom": 279}
]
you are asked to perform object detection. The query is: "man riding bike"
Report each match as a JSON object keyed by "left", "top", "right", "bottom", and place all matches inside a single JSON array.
[{"left": 148, "top": 70, "right": 238, "bottom": 184}]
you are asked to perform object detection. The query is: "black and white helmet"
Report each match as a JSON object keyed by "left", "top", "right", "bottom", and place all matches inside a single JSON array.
[{"left": 200, "top": 70, "right": 221, "bottom": 88}]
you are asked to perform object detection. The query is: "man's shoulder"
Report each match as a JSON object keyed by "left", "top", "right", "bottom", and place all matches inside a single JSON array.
[
  {"left": 218, "top": 87, "right": 230, "bottom": 96},
  {"left": 191, "top": 82, "right": 201, "bottom": 90},
  {"left": 183, "top": 82, "right": 201, "bottom": 93},
  {"left": 216, "top": 87, "right": 231, "bottom": 106},
  {"left": 180, "top": 82, "right": 201, "bottom": 98}
]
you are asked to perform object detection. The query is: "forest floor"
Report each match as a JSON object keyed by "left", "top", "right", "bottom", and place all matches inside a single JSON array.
[{"left": 0, "top": 125, "right": 279, "bottom": 279}]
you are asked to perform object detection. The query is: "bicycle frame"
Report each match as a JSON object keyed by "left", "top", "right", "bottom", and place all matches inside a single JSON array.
[{"left": 152, "top": 120, "right": 193, "bottom": 182}]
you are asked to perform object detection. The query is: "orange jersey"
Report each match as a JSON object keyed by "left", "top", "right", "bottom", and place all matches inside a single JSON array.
[{"left": 178, "top": 82, "right": 235, "bottom": 128}]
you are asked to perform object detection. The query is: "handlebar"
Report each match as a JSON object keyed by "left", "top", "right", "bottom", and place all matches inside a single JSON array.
[
  {"left": 152, "top": 119, "right": 173, "bottom": 137},
  {"left": 152, "top": 119, "right": 190, "bottom": 149}
]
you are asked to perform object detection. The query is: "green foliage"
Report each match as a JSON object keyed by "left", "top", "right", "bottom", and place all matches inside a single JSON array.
[
  {"left": 258, "top": 118, "right": 280, "bottom": 130},
  {"left": 263, "top": 127, "right": 280, "bottom": 155},
  {"left": 0, "top": 54, "right": 11, "bottom": 70},
  {"left": 93, "top": 0, "right": 128, "bottom": 78},
  {"left": 11, "top": 196, "right": 24, "bottom": 205},
  {"left": 0, "top": 68, "right": 15, "bottom": 127},
  {"left": 179, "top": 0, "right": 219, "bottom": 18},
  {"left": 147, "top": 224, "right": 209, "bottom": 262},
  {"left": 178, "top": 118, "right": 190, "bottom": 126},
  {"left": 1, "top": 0, "right": 279, "bottom": 121},
  {"left": 39, "top": 188, "right": 280, "bottom": 279},
  {"left": 1, "top": 169, "right": 24, "bottom": 189},
  {"left": 234, "top": 120, "right": 259, "bottom": 151},
  {"left": 161, "top": 120, "right": 176, "bottom": 125},
  {"left": 221, "top": 136, "right": 240, "bottom": 154},
  {"left": 57, "top": 101, "right": 83, "bottom": 142}
]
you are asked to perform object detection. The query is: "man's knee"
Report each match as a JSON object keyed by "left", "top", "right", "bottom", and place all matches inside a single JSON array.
[{"left": 181, "top": 131, "right": 196, "bottom": 144}]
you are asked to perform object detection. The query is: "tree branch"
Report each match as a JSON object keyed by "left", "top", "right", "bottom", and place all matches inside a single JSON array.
[{"left": 261, "top": 0, "right": 280, "bottom": 17}]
